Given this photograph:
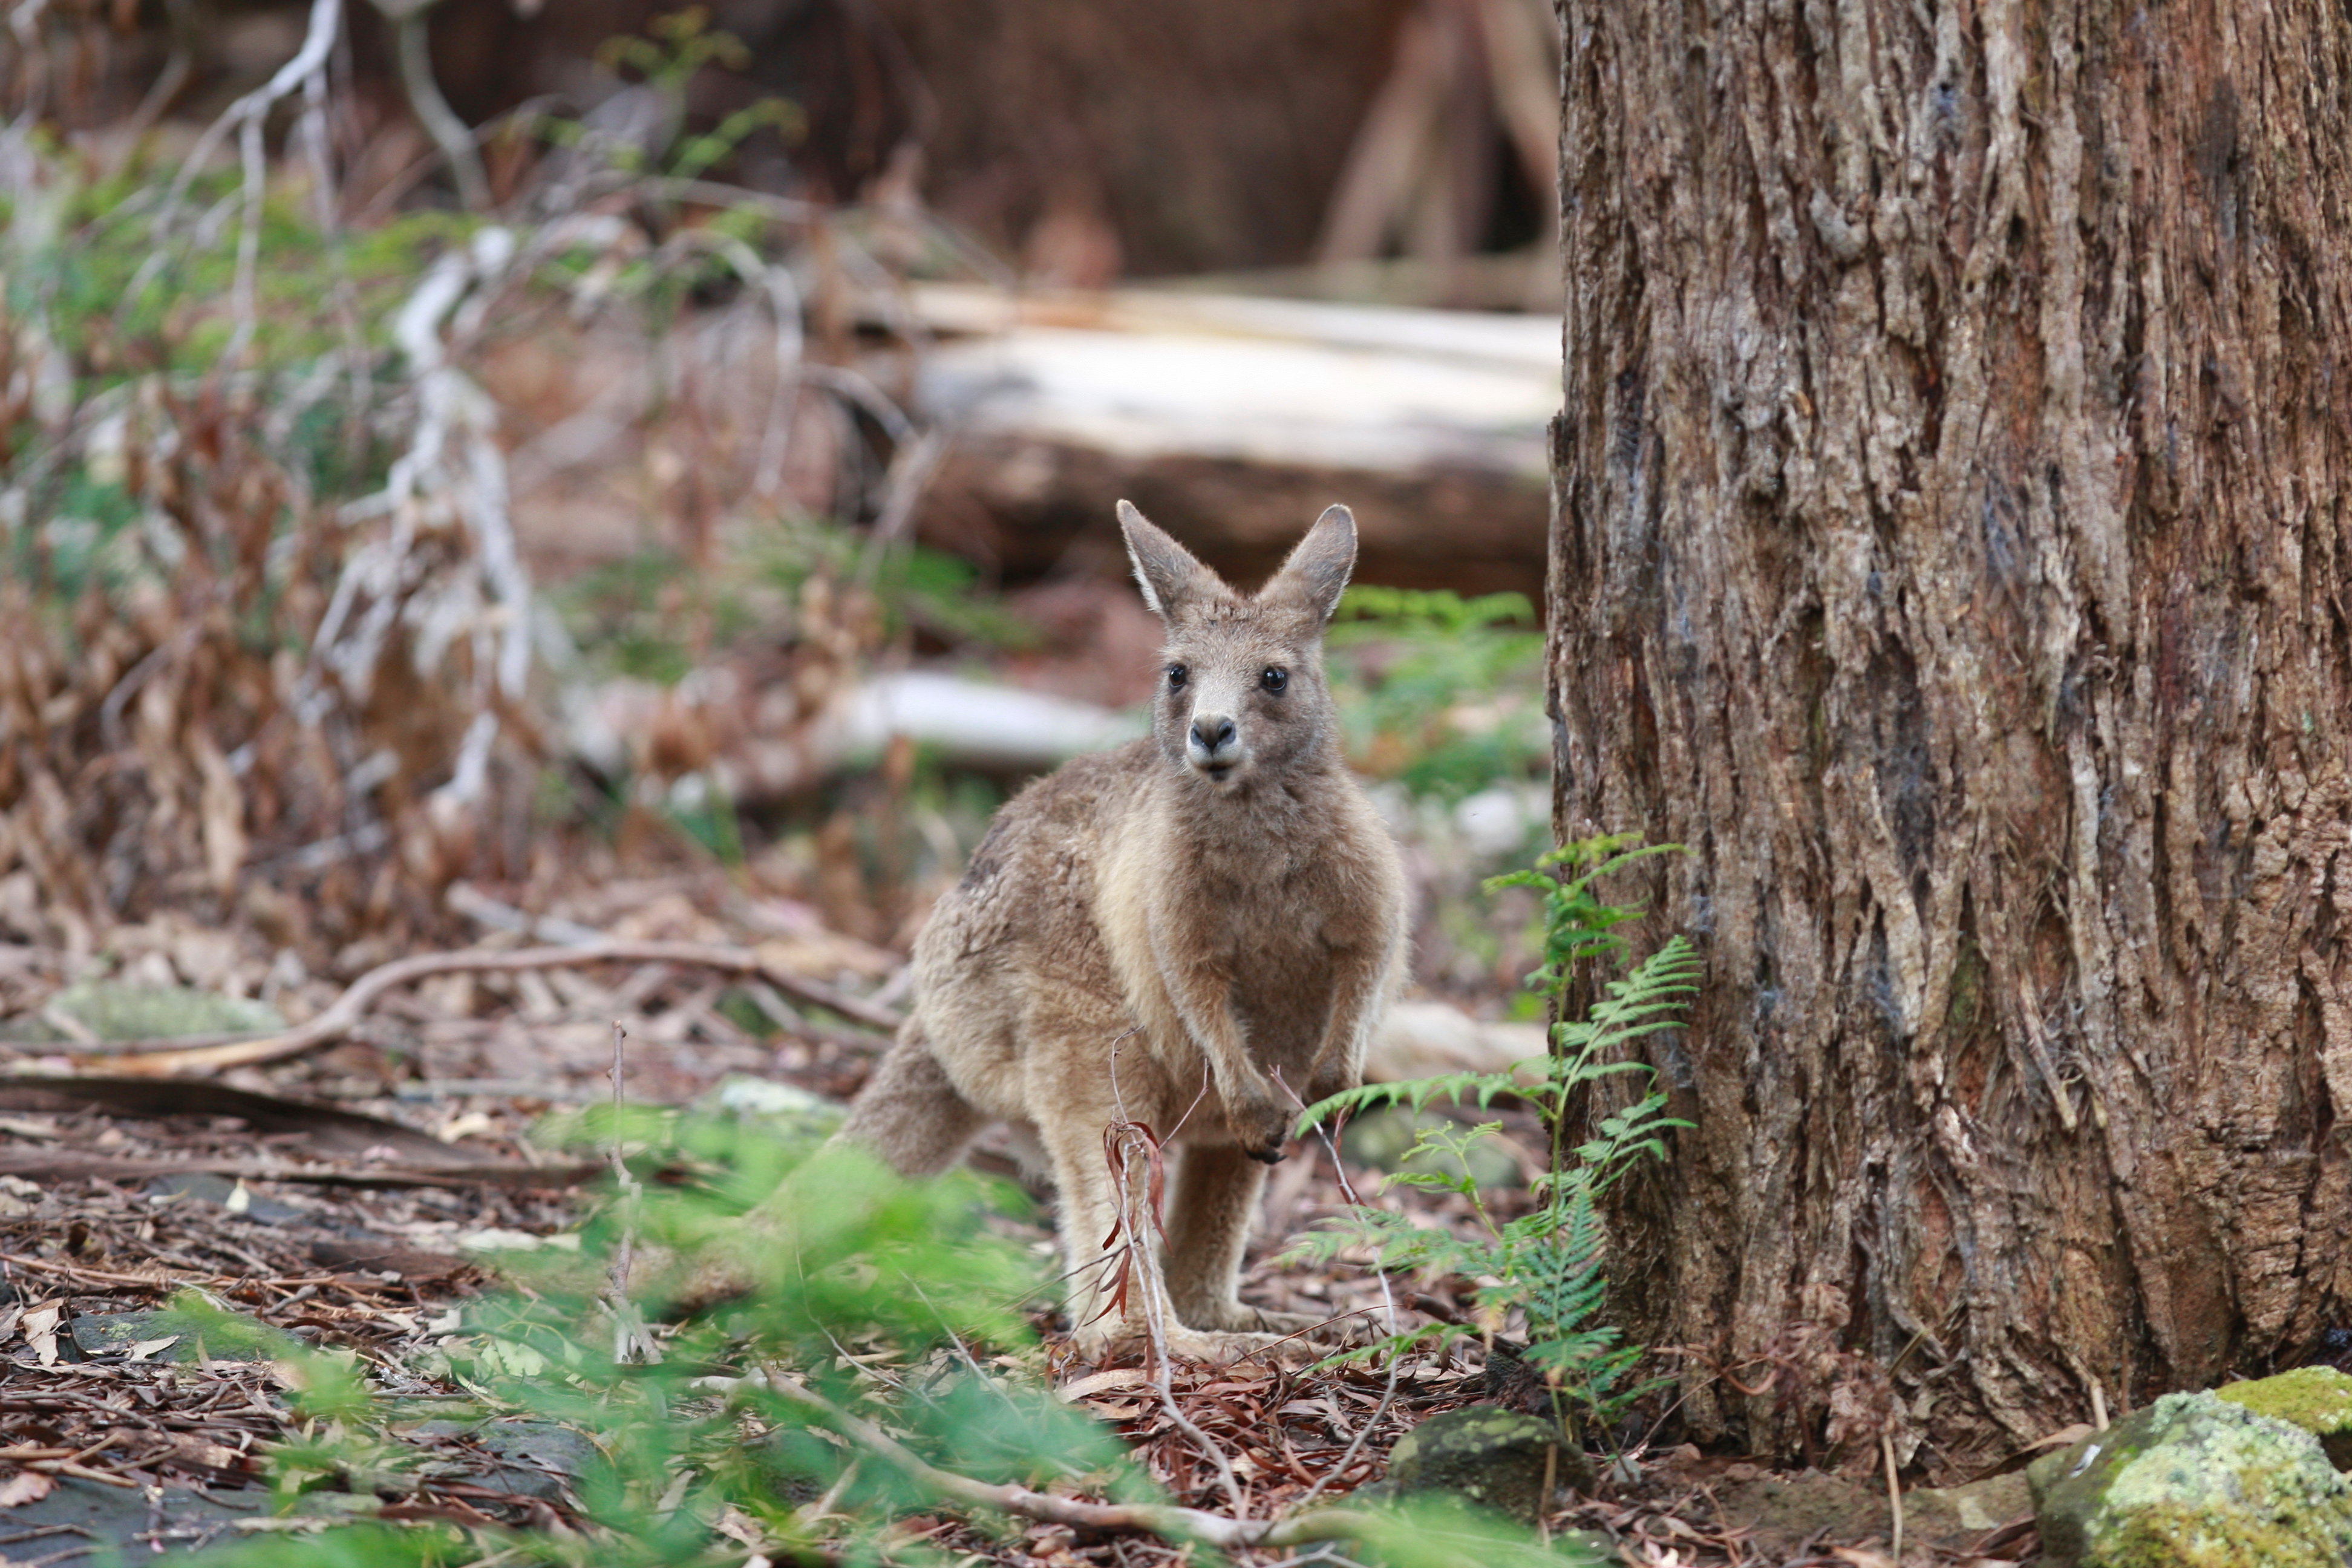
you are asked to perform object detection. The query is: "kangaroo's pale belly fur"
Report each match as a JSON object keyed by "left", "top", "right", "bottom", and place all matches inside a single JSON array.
[{"left": 910, "top": 743, "right": 1358, "bottom": 1146}]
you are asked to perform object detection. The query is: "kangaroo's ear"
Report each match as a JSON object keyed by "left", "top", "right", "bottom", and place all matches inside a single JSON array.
[
  {"left": 1117, "top": 500, "right": 1220, "bottom": 618},
  {"left": 1264, "top": 505, "right": 1357, "bottom": 622}
]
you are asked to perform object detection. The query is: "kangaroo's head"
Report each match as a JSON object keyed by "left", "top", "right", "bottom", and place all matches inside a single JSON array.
[{"left": 1116, "top": 499, "right": 1357, "bottom": 797}]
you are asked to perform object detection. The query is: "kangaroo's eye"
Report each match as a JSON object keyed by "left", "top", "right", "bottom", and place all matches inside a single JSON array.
[
  {"left": 1166, "top": 664, "right": 1188, "bottom": 690},
  {"left": 1260, "top": 667, "right": 1288, "bottom": 694}
]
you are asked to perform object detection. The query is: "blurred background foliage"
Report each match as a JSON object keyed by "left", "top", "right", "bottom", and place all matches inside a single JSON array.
[{"left": 0, "top": 1, "right": 1595, "bottom": 1560}]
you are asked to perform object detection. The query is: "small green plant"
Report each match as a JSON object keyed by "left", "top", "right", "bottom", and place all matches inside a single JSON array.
[
  {"left": 189, "top": 1122, "right": 1135, "bottom": 1568},
  {"left": 183, "top": 1107, "right": 1604, "bottom": 1567},
  {"left": 1326, "top": 586, "right": 1547, "bottom": 802},
  {"left": 1291, "top": 834, "right": 1696, "bottom": 1436}
]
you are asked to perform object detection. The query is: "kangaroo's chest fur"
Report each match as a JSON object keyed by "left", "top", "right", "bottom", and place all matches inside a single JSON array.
[
  {"left": 910, "top": 740, "right": 1393, "bottom": 1130},
  {"left": 1106, "top": 780, "right": 1377, "bottom": 1082}
]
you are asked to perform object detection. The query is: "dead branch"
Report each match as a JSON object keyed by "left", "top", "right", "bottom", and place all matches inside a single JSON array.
[
  {"left": 369, "top": 0, "right": 490, "bottom": 211},
  {"left": 757, "top": 1370, "right": 1402, "bottom": 1556},
  {"left": 0, "top": 1151, "right": 594, "bottom": 1190},
  {"left": 38, "top": 940, "right": 904, "bottom": 1076}
]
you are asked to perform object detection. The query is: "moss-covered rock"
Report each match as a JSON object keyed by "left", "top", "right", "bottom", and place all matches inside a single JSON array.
[
  {"left": 26, "top": 981, "right": 283, "bottom": 1041},
  {"left": 1384, "top": 1406, "right": 1581, "bottom": 1524},
  {"left": 2028, "top": 1390, "right": 2352, "bottom": 1567},
  {"left": 2215, "top": 1367, "right": 2352, "bottom": 1469}
]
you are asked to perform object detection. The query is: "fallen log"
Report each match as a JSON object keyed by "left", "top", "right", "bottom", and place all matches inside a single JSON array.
[{"left": 898, "top": 283, "right": 1556, "bottom": 603}]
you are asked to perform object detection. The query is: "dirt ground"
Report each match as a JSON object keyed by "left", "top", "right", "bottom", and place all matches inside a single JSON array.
[{"left": 0, "top": 866, "right": 2040, "bottom": 1567}]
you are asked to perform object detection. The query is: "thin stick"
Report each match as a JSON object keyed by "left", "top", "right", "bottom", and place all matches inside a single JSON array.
[
  {"left": 381, "top": 0, "right": 489, "bottom": 210},
  {"left": 1108, "top": 1125, "right": 1246, "bottom": 1514},
  {"left": 607, "top": 1020, "right": 635, "bottom": 1299},
  {"left": 757, "top": 1370, "right": 1399, "bottom": 1554},
  {"left": 51, "top": 939, "right": 904, "bottom": 1075},
  {"left": 605, "top": 1020, "right": 658, "bottom": 1366},
  {"left": 1273, "top": 1068, "right": 1403, "bottom": 1516},
  {"left": 1882, "top": 1432, "right": 1903, "bottom": 1564},
  {"left": 2091, "top": 1379, "right": 2109, "bottom": 1432}
]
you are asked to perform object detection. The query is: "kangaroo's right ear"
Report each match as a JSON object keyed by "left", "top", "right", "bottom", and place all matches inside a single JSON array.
[{"left": 1117, "top": 500, "right": 1217, "bottom": 618}]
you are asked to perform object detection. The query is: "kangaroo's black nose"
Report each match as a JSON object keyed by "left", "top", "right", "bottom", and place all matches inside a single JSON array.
[{"left": 1191, "top": 716, "right": 1236, "bottom": 753}]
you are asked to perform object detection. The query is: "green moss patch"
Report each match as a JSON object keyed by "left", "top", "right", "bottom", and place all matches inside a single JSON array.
[
  {"left": 2029, "top": 1391, "right": 2352, "bottom": 1567},
  {"left": 2216, "top": 1367, "right": 2352, "bottom": 1469}
]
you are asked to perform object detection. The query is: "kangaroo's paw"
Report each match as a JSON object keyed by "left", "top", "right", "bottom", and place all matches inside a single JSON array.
[
  {"left": 1186, "top": 1302, "right": 1338, "bottom": 1339},
  {"left": 625, "top": 1220, "right": 773, "bottom": 1316},
  {"left": 1067, "top": 1318, "right": 1316, "bottom": 1369},
  {"left": 1162, "top": 1327, "right": 1320, "bottom": 1368}
]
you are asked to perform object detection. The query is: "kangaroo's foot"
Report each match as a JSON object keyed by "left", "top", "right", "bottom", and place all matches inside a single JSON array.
[
  {"left": 623, "top": 1215, "right": 773, "bottom": 1316},
  {"left": 1184, "top": 1301, "right": 1349, "bottom": 1339},
  {"left": 1067, "top": 1318, "right": 1319, "bottom": 1369}
]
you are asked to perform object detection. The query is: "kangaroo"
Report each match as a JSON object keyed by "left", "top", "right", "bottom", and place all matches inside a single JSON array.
[{"left": 833, "top": 500, "right": 1409, "bottom": 1362}]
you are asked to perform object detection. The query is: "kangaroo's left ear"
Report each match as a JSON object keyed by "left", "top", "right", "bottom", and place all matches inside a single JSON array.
[{"left": 1262, "top": 505, "right": 1357, "bottom": 622}]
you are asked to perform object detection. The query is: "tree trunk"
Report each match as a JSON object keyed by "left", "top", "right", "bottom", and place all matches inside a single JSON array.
[{"left": 1552, "top": 0, "right": 2352, "bottom": 1472}]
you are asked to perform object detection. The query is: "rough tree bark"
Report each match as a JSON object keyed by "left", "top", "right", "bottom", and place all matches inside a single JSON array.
[{"left": 1552, "top": 0, "right": 2352, "bottom": 1470}]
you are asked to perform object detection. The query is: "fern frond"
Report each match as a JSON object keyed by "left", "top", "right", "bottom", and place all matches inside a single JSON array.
[
  {"left": 1295, "top": 1070, "right": 1526, "bottom": 1135},
  {"left": 1301, "top": 1320, "right": 1471, "bottom": 1374}
]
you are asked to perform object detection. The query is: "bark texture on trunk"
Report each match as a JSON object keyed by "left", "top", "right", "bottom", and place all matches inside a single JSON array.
[{"left": 1553, "top": 0, "right": 2352, "bottom": 1469}]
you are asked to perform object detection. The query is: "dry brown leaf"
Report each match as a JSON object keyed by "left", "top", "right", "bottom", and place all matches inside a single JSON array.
[
  {"left": 2025, "top": 1422, "right": 2096, "bottom": 1451},
  {"left": 19, "top": 1300, "right": 60, "bottom": 1367},
  {"left": 1057, "top": 1368, "right": 1151, "bottom": 1402},
  {"left": 0, "top": 1469, "right": 55, "bottom": 1507}
]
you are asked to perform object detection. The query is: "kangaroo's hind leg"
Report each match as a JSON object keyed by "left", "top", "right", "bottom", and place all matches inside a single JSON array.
[
  {"left": 1049, "top": 1120, "right": 1318, "bottom": 1367},
  {"left": 1161, "top": 1143, "right": 1325, "bottom": 1338},
  {"left": 835, "top": 1027, "right": 990, "bottom": 1175},
  {"left": 653, "top": 1027, "right": 981, "bottom": 1310}
]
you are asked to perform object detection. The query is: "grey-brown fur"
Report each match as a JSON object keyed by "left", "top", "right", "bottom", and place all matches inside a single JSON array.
[{"left": 840, "top": 501, "right": 1409, "bottom": 1362}]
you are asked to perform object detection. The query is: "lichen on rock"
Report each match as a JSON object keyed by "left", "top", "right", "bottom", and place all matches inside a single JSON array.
[
  {"left": 2028, "top": 1390, "right": 2352, "bottom": 1567},
  {"left": 1383, "top": 1406, "right": 1579, "bottom": 1524},
  {"left": 2214, "top": 1367, "right": 2352, "bottom": 1470}
]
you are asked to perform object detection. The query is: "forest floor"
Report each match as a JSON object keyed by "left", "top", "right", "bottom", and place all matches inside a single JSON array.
[{"left": 0, "top": 864, "right": 2039, "bottom": 1568}]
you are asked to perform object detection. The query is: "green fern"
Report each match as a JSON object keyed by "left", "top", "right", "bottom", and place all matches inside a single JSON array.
[{"left": 1289, "top": 835, "right": 1694, "bottom": 1431}]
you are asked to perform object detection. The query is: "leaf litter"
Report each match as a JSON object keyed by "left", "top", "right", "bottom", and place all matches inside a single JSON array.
[{"left": 0, "top": 877, "right": 2051, "bottom": 1566}]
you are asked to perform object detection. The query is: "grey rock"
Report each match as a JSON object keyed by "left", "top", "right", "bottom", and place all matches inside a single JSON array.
[
  {"left": 36, "top": 982, "right": 284, "bottom": 1041},
  {"left": 399, "top": 1417, "right": 594, "bottom": 1501},
  {"left": 1903, "top": 1468, "right": 2032, "bottom": 1541},
  {"left": 2028, "top": 1390, "right": 2352, "bottom": 1567},
  {"left": 1384, "top": 1406, "right": 1587, "bottom": 1524},
  {"left": 69, "top": 1308, "right": 284, "bottom": 1364},
  {"left": 143, "top": 1172, "right": 307, "bottom": 1224}
]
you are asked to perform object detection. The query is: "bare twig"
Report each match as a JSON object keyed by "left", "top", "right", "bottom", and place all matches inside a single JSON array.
[
  {"left": 1272, "top": 1068, "right": 1405, "bottom": 1516},
  {"left": 371, "top": 0, "right": 491, "bottom": 211},
  {"left": 45, "top": 939, "right": 905, "bottom": 1076},
  {"left": 1882, "top": 1432, "right": 1903, "bottom": 1564},
  {"left": 146, "top": 0, "right": 343, "bottom": 364},
  {"left": 0, "top": 1149, "right": 590, "bottom": 1191},
  {"left": 757, "top": 1370, "right": 1402, "bottom": 1556},
  {"left": 1106, "top": 1122, "right": 1246, "bottom": 1514},
  {"left": 606, "top": 1019, "right": 659, "bottom": 1365},
  {"left": 157, "top": 0, "right": 342, "bottom": 229}
]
